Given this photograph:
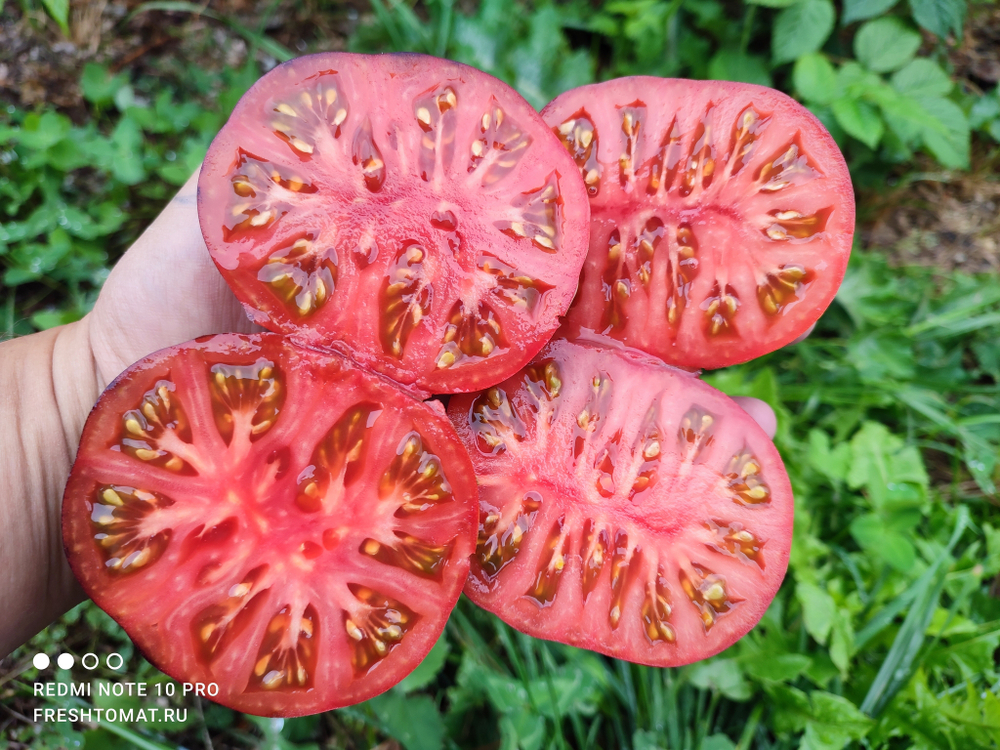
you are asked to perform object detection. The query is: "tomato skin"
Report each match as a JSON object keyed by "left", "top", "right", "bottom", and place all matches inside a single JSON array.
[
  {"left": 542, "top": 77, "right": 854, "bottom": 370},
  {"left": 199, "top": 52, "right": 591, "bottom": 397},
  {"left": 447, "top": 339, "right": 792, "bottom": 667},
  {"left": 63, "top": 333, "right": 477, "bottom": 716}
]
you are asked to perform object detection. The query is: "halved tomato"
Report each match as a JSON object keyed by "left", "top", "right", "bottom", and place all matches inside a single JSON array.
[
  {"left": 447, "top": 339, "right": 792, "bottom": 666},
  {"left": 198, "top": 53, "right": 591, "bottom": 395},
  {"left": 542, "top": 78, "right": 854, "bottom": 369},
  {"left": 62, "top": 333, "right": 476, "bottom": 716}
]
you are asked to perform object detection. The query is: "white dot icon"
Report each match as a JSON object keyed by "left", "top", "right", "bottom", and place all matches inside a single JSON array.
[
  {"left": 57, "top": 653, "right": 75, "bottom": 670},
  {"left": 32, "top": 653, "right": 50, "bottom": 670}
]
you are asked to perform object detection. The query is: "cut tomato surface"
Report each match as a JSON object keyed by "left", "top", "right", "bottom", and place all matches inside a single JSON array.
[
  {"left": 447, "top": 339, "right": 792, "bottom": 666},
  {"left": 198, "top": 53, "right": 591, "bottom": 395},
  {"left": 62, "top": 333, "right": 477, "bottom": 716},
  {"left": 542, "top": 78, "right": 854, "bottom": 370}
]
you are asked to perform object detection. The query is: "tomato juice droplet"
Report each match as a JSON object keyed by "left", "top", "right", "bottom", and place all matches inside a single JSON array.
[
  {"left": 542, "top": 78, "right": 854, "bottom": 370},
  {"left": 198, "top": 53, "right": 592, "bottom": 395},
  {"left": 63, "top": 333, "right": 477, "bottom": 717},
  {"left": 448, "top": 339, "right": 793, "bottom": 668}
]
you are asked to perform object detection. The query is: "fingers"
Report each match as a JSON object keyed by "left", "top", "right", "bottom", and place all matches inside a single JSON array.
[
  {"left": 88, "top": 168, "right": 261, "bottom": 389},
  {"left": 791, "top": 322, "right": 816, "bottom": 346},
  {"left": 732, "top": 396, "right": 777, "bottom": 439}
]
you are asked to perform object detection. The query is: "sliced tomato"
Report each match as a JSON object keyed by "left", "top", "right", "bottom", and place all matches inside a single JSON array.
[
  {"left": 198, "top": 53, "right": 591, "bottom": 395},
  {"left": 542, "top": 78, "right": 854, "bottom": 369},
  {"left": 447, "top": 339, "right": 792, "bottom": 666},
  {"left": 62, "top": 333, "right": 476, "bottom": 716}
]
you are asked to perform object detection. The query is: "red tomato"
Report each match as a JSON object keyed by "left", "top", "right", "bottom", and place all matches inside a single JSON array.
[
  {"left": 198, "top": 53, "right": 591, "bottom": 396},
  {"left": 542, "top": 78, "right": 854, "bottom": 369},
  {"left": 62, "top": 334, "right": 476, "bottom": 716},
  {"left": 447, "top": 339, "right": 792, "bottom": 666}
]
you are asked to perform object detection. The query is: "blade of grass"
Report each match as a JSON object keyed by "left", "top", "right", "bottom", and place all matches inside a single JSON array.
[
  {"left": 432, "top": 0, "right": 454, "bottom": 57},
  {"left": 368, "top": 0, "right": 406, "bottom": 50},
  {"left": 735, "top": 703, "right": 763, "bottom": 750},
  {"left": 859, "top": 506, "right": 970, "bottom": 716},
  {"left": 386, "top": 0, "right": 433, "bottom": 50},
  {"left": 912, "top": 312, "right": 1000, "bottom": 340},
  {"left": 129, "top": 1, "right": 294, "bottom": 61},
  {"left": 905, "top": 287, "right": 1000, "bottom": 336}
]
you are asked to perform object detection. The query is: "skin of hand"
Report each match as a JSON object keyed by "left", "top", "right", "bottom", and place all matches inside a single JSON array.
[
  {"left": 0, "top": 169, "right": 257, "bottom": 658},
  {"left": 0, "top": 168, "right": 782, "bottom": 658}
]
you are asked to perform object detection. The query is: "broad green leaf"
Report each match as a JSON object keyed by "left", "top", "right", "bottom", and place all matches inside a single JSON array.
[
  {"left": 850, "top": 514, "right": 917, "bottom": 571},
  {"left": 796, "top": 581, "right": 835, "bottom": 645},
  {"left": 807, "top": 429, "right": 851, "bottom": 481},
  {"left": 970, "top": 91, "right": 1000, "bottom": 129},
  {"left": 772, "top": 0, "right": 836, "bottom": 65},
  {"left": 846, "top": 332, "right": 916, "bottom": 383},
  {"left": 829, "top": 608, "right": 855, "bottom": 674},
  {"left": 108, "top": 117, "right": 146, "bottom": 185},
  {"left": 854, "top": 17, "right": 922, "bottom": 73},
  {"left": 369, "top": 693, "right": 446, "bottom": 750},
  {"left": 40, "top": 0, "right": 69, "bottom": 33},
  {"left": 747, "top": 0, "right": 797, "bottom": 6},
  {"left": 891, "top": 58, "right": 952, "bottom": 98},
  {"left": 832, "top": 97, "right": 884, "bottom": 148},
  {"left": 80, "top": 63, "right": 129, "bottom": 107},
  {"left": 916, "top": 95, "right": 970, "bottom": 168},
  {"left": 707, "top": 50, "right": 772, "bottom": 87},
  {"left": 842, "top": 0, "right": 897, "bottom": 24},
  {"left": 879, "top": 91, "right": 936, "bottom": 144},
  {"left": 909, "top": 0, "right": 964, "bottom": 38},
  {"left": 688, "top": 659, "right": 751, "bottom": 701},
  {"left": 847, "top": 421, "right": 929, "bottom": 498},
  {"left": 633, "top": 729, "right": 667, "bottom": 750},
  {"left": 793, "top": 53, "right": 837, "bottom": 105},
  {"left": 396, "top": 635, "right": 450, "bottom": 693},
  {"left": 742, "top": 653, "right": 812, "bottom": 682},
  {"left": 17, "top": 111, "right": 72, "bottom": 151},
  {"left": 768, "top": 685, "right": 873, "bottom": 746}
]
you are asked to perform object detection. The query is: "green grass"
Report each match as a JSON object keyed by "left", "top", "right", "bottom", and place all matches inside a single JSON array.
[{"left": 2, "top": 0, "right": 1000, "bottom": 748}]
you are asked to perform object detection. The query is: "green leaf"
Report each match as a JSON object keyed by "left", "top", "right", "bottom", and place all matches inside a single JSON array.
[
  {"left": 742, "top": 653, "right": 812, "bottom": 682},
  {"left": 807, "top": 429, "right": 851, "bottom": 481},
  {"left": 396, "top": 634, "right": 450, "bottom": 693},
  {"left": 850, "top": 514, "right": 917, "bottom": 571},
  {"left": 772, "top": 0, "right": 836, "bottom": 65},
  {"left": 796, "top": 582, "right": 836, "bottom": 645},
  {"left": 847, "top": 332, "right": 916, "bottom": 383},
  {"left": 793, "top": 53, "right": 837, "bottom": 105},
  {"left": 39, "top": 0, "right": 69, "bottom": 33},
  {"left": 842, "top": 0, "right": 897, "bottom": 24},
  {"left": 80, "top": 63, "right": 129, "bottom": 107},
  {"left": 891, "top": 58, "right": 952, "bottom": 98},
  {"left": 829, "top": 608, "right": 855, "bottom": 674},
  {"left": 747, "top": 0, "right": 798, "bottom": 6},
  {"left": 854, "top": 17, "right": 922, "bottom": 73},
  {"left": 707, "top": 50, "right": 773, "bottom": 87},
  {"left": 368, "top": 693, "right": 446, "bottom": 750},
  {"left": 847, "top": 421, "right": 929, "bottom": 501},
  {"left": 916, "top": 95, "right": 970, "bottom": 169},
  {"left": 633, "top": 729, "right": 667, "bottom": 750},
  {"left": 688, "top": 658, "right": 751, "bottom": 701},
  {"left": 909, "top": 0, "right": 964, "bottom": 38},
  {"left": 768, "top": 686, "right": 873, "bottom": 747},
  {"left": 831, "top": 97, "right": 884, "bottom": 148}
]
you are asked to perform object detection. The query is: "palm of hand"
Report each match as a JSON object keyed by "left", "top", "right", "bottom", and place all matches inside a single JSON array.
[{"left": 87, "top": 169, "right": 258, "bottom": 390}]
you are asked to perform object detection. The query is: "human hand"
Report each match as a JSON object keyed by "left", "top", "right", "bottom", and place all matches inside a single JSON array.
[
  {"left": 0, "top": 168, "right": 256, "bottom": 657},
  {"left": 87, "top": 168, "right": 259, "bottom": 391}
]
